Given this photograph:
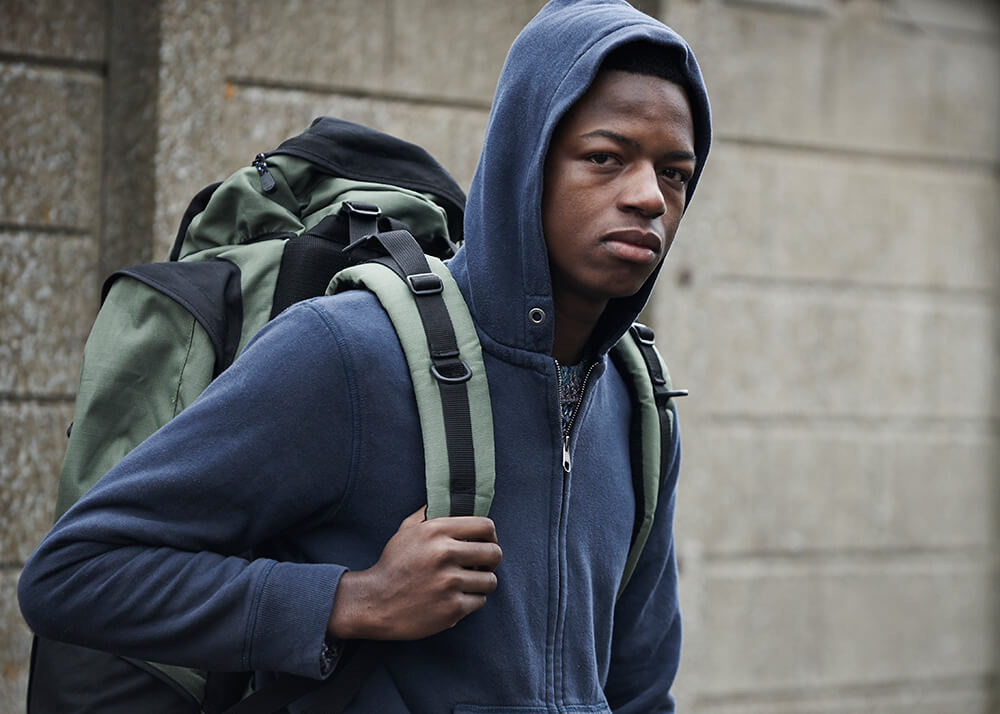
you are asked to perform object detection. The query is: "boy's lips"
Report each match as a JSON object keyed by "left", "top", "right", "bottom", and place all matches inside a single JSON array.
[{"left": 601, "top": 228, "right": 663, "bottom": 262}]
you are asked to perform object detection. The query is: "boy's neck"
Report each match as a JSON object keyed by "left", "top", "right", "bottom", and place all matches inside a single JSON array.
[{"left": 550, "top": 295, "right": 607, "bottom": 364}]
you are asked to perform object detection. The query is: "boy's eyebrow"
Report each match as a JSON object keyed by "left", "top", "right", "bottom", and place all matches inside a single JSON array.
[{"left": 579, "top": 129, "right": 697, "bottom": 162}]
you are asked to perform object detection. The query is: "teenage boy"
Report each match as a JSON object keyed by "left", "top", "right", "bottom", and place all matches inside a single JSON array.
[{"left": 20, "top": 0, "right": 711, "bottom": 710}]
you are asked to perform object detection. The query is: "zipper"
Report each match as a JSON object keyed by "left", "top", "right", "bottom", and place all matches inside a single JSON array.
[
  {"left": 555, "top": 360, "right": 598, "bottom": 473},
  {"left": 551, "top": 358, "right": 597, "bottom": 707},
  {"left": 251, "top": 152, "right": 276, "bottom": 193}
]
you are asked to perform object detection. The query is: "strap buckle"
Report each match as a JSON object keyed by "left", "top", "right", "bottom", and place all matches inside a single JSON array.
[
  {"left": 632, "top": 323, "right": 655, "bottom": 345},
  {"left": 431, "top": 356, "right": 472, "bottom": 384},
  {"left": 407, "top": 272, "right": 444, "bottom": 296},
  {"left": 341, "top": 202, "right": 383, "bottom": 253},
  {"left": 341, "top": 201, "right": 381, "bottom": 219}
]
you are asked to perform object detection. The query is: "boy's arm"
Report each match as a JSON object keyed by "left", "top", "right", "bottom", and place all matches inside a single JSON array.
[
  {"left": 19, "top": 299, "right": 504, "bottom": 678},
  {"left": 19, "top": 302, "right": 365, "bottom": 679},
  {"left": 604, "top": 417, "right": 683, "bottom": 713}
]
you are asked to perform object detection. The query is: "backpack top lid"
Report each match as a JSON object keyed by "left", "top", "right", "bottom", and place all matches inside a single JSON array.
[
  {"left": 286, "top": 117, "right": 466, "bottom": 237},
  {"left": 171, "top": 117, "right": 467, "bottom": 261}
]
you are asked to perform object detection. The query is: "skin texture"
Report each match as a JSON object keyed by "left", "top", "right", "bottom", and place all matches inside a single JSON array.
[
  {"left": 542, "top": 70, "right": 696, "bottom": 364},
  {"left": 327, "top": 70, "right": 696, "bottom": 642},
  {"left": 328, "top": 507, "right": 502, "bottom": 640}
]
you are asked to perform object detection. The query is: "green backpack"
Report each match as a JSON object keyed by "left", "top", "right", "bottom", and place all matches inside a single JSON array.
[{"left": 28, "top": 117, "right": 683, "bottom": 714}]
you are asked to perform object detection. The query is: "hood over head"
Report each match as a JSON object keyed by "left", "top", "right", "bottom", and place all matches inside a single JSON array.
[{"left": 454, "top": 0, "right": 712, "bottom": 359}]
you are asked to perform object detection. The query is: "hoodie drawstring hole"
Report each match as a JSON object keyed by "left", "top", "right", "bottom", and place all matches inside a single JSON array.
[{"left": 528, "top": 307, "right": 546, "bottom": 324}]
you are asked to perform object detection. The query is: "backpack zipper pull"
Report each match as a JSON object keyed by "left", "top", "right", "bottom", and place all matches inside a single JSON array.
[{"left": 252, "top": 153, "right": 276, "bottom": 193}]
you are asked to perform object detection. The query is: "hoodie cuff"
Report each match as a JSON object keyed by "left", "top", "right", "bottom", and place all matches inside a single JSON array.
[
  {"left": 319, "top": 638, "right": 341, "bottom": 677},
  {"left": 247, "top": 560, "right": 348, "bottom": 679}
]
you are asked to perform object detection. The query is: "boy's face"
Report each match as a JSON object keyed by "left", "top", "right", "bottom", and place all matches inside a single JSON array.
[{"left": 542, "top": 69, "right": 696, "bottom": 314}]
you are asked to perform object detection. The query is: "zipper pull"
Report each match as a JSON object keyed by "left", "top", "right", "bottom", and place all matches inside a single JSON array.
[
  {"left": 562, "top": 434, "right": 572, "bottom": 473},
  {"left": 252, "top": 153, "right": 276, "bottom": 193}
]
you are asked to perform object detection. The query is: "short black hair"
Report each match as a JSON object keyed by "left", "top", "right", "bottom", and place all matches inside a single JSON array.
[{"left": 599, "top": 40, "right": 689, "bottom": 92}]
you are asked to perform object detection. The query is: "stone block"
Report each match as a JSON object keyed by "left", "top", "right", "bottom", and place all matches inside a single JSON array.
[
  {"left": 226, "top": 0, "right": 539, "bottom": 103},
  {"left": 0, "top": 232, "right": 98, "bottom": 395},
  {"left": 666, "top": 1, "right": 1000, "bottom": 162},
  {"left": 226, "top": 0, "right": 393, "bottom": 93},
  {"left": 0, "top": 0, "right": 105, "bottom": 61},
  {"left": 826, "top": 17, "right": 1000, "bottom": 163},
  {"left": 0, "top": 402, "right": 70, "bottom": 563},
  {"left": 680, "top": 562, "right": 996, "bottom": 695},
  {"left": 0, "top": 64, "right": 103, "bottom": 230},
  {"left": 887, "top": 0, "right": 1000, "bottom": 37},
  {"left": 153, "top": 0, "right": 231, "bottom": 259},
  {"left": 675, "top": 425, "right": 998, "bottom": 555},
  {"left": 0, "top": 569, "right": 32, "bottom": 713},
  {"left": 681, "top": 146, "right": 1000, "bottom": 292},
  {"left": 698, "top": 289, "right": 997, "bottom": 419},
  {"left": 99, "top": 0, "right": 163, "bottom": 274},
  {"left": 386, "top": 0, "right": 542, "bottom": 103}
]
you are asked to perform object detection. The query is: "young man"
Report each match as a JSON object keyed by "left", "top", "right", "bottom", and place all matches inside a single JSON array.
[{"left": 19, "top": 0, "right": 711, "bottom": 711}]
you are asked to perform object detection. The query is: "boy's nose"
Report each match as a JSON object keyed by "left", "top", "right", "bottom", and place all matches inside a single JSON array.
[{"left": 620, "top": 163, "right": 667, "bottom": 219}]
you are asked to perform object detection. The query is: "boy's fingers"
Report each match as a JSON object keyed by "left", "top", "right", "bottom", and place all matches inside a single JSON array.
[
  {"left": 460, "top": 570, "right": 499, "bottom": 596},
  {"left": 428, "top": 516, "right": 498, "bottom": 543},
  {"left": 453, "top": 541, "right": 503, "bottom": 570}
]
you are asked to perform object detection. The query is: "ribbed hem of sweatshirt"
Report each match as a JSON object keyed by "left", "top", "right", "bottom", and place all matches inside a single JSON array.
[{"left": 247, "top": 560, "right": 348, "bottom": 679}]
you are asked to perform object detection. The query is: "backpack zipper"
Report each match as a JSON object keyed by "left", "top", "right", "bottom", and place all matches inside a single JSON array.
[
  {"left": 555, "top": 360, "right": 598, "bottom": 473},
  {"left": 252, "top": 153, "right": 276, "bottom": 193}
]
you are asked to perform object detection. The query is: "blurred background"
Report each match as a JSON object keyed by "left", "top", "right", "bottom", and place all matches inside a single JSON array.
[{"left": 1, "top": 0, "right": 998, "bottom": 711}]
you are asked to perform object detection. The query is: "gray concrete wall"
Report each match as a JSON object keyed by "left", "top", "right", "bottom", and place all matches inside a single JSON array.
[
  {"left": 1, "top": 0, "right": 997, "bottom": 711},
  {"left": 653, "top": 0, "right": 1000, "bottom": 711}
]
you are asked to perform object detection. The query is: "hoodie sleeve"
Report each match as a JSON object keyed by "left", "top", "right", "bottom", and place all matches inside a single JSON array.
[
  {"left": 18, "top": 300, "right": 360, "bottom": 679},
  {"left": 604, "top": 413, "right": 682, "bottom": 713}
]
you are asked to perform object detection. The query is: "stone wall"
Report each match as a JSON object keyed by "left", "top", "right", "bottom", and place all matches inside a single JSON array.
[
  {"left": 656, "top": 0, "right": 1000, "bottom": 712},
  {"left": 1, "top": 0, "right": 997, "bottom": 711}
]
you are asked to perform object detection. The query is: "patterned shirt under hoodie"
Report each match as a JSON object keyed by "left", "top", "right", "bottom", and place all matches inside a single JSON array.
[{"left": 557, "top": 361, "right": 588, "bottom": 431}]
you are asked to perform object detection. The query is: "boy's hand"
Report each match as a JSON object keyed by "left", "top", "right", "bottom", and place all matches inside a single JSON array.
[{"left": 327, "top": 506, "right": 502, "bottom": 640}]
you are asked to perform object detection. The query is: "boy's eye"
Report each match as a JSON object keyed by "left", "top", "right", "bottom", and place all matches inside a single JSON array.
[
  {"left": 587, "top": 153, "right": 614, "bottom": 165},
  {"left": 660, "top": 168, "right": 689, "bottom": 184}
]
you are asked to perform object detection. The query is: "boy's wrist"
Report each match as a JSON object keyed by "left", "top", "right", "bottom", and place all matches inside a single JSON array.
[{"left": 327, "top": 570, "right": 372, "bottom": 640}]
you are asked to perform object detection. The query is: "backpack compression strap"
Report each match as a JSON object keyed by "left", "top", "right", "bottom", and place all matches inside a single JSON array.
[
  {"left": 611, "top": 323, "right": 687, "bottom": 598},
  {"left": 328, "top": 253, "right": 495, "bottom": 520}
]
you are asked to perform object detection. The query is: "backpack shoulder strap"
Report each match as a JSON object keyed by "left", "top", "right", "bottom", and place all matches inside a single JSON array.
[
  {"left": 328, "top": 251, "right": 495, "bottom": 520},
  {"left": 611, "top": 322, "right": 688, "bottom": 598}
]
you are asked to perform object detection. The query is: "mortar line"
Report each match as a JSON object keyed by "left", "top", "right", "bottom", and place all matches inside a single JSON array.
[
  {"left": 691, "top": 672, "right": 996, "bottom": 709},
  {"left": 0, "top": 223, "right": 92, "bottom": 237},
  {"left": 0, "top": 51, "right": 105, "bottom": 74},
  {"left": 714, "top": 133, "right": 1000, "bottom": 173},
  {"left": 0, "top": 393, "right": 76, "bottom": 405},
  {"left": 225, "top": 75, "right": 493, "bottom": 112},
  {"left": 698, "top": 545, "right": 999, "bottom": 566},
  {"left": 701, "top": 413, "right": 1000, "bottom": 435},
  {"left": 709, "top": 273, "right": 998, "bottom": 303}
]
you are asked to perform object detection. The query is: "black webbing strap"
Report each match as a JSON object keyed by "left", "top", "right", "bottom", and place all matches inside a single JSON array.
[
  {"left": 221, "top": 642, "right": 377, "bottom": 714},
  {"left": 342, "top": 201, "right": 381, "bottom": 247},
  {"left": 344, "top": 222, "right": 478, "bottom": 517}
]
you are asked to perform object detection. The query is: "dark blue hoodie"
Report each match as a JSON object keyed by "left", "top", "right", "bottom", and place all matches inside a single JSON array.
[{"left": 19, "top": 1, "right": 711, "bottom": 711}]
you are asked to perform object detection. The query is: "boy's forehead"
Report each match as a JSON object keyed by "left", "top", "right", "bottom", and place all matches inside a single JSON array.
[{"left": 557, "top": 70, "right": 693, "bottom": 134}]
